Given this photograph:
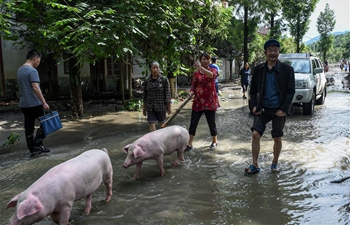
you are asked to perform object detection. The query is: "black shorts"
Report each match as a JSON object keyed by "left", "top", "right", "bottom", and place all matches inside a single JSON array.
[
  {"left": 251, "top": 108, "right": 286, "bottom": 138},
  {"left": 147, "top": 111, "right": 166, "bottom": 124}
]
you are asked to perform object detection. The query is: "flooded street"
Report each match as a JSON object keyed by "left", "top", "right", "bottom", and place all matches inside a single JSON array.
[{"left": 1, "top": 71, "right": 350, "bottom": 225}]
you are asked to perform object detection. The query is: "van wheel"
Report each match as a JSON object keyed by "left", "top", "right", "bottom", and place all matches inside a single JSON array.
[
  {"left": 315, "top": 87, "right": 326, "bottom": 105},
  {"left": 303, "top": 92, "right": 315, "bottom": 115}
]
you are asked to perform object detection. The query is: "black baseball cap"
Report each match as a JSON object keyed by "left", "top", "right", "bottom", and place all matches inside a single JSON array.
[{"left": 264, "top": 39, "right": 280, "bottom": 50}]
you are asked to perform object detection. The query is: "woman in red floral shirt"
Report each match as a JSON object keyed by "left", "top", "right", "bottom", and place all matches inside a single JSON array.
[{"left": 186, "top": 52, "right": 219, "bottom": 151}]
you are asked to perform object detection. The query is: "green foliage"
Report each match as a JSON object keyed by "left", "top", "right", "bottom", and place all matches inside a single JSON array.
[
  {"left": 307, "top": 32, "right": 350, "bottom": 63},
  {"left": 0, "top": 0, "right": 11, "bottom": 35},
  {"left": 132, "top": 0, "right": 232, "bottom": 78},
  {"left": 177, "top": 91, "right": 188, "bottom": 98},
  {"left": 341, "top": 32, "right": 350, "bottom": 60},
  {"left": 2, "top": 0, "right": 346, "bottom": 84},
  {"left": 123, "top": 97, "right": 142, "bottom": 111},
  {"left": 260, "top": 0, "right": 286, "bottom": 39},
  {"left": 215, "top": 10, "right": 262, "bottom": 73},
  {"left": 317, "top": 3, "right": 336, "bottom": 61},
  {"left": 2, "top": 132, "right": 20, "bottom": 147},
  {"left": 282, "top": 0, "right": 319, "bottom": 53},
  {"left": 2, "top": 0, "right": 232, "bottom": 78},
  {"left": 280, "top": 36, "right": 298, "bottom": 53},
  {"left": 215, "top": 15, "right": 244, "bottom": 62}
]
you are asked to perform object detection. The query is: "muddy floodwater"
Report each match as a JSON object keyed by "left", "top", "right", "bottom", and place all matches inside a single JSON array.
[{"left": 0, "top": 71, "right": 350, "bottom": 225}]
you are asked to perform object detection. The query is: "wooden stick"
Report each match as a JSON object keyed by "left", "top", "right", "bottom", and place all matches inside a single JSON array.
[
  {"left": 161, "top": 94, "right": 193, "bottom": 128},
  {"left": 330, "top": 176, "right": 350, "bottom": 184}
]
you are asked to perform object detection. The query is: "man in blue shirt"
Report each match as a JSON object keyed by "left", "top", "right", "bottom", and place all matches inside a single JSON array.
[
  {"left": 209, "top": 57, "right": 220, "bottom": 95},
  {"left": 245, "top": 39, "right": 295, "bottom": 174}
]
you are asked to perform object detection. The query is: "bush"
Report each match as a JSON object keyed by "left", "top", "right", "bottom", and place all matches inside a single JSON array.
[
  {"left": 178, "top": 91, "right": 188, "bottom": 98},
  {"left": 2, "top": 132, "right": 20, "bottom": 147},
  {"left": 123, "top": 97, "right": 142, "bottom": 111}
]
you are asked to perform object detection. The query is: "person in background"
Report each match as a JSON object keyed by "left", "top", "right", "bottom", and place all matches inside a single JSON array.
[
  {"left": 209, "top": 57, "right": 220, "bottom": 95},
  {"left": 186, "top": 52, "right": 219, "bottom": 151},
  {"left": 245, "top": 39, "right": 295, "bottom": 174},
  {"left": 344, "top": 60, "right": 348, "bottom": 72},
  {"left": 167, "top": 67, "right": 177, "bottom": 98},
  {"left": 142, "top": 61, "right": 171, "bottom": 131},
  {"left": 239, "top": 62, "right": 251, "bottom": 99},
  {"left": 17, "top": 49, "right": 51, "bottom": 157},
  {"left": 323, "top": 59, "right": 329, "bottom": 72},
  {"left": 340, "top": 61, "right": 344, "bottom": 71}
]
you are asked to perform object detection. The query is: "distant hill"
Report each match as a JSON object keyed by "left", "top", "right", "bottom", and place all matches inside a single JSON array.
[{"left": 305, "top": 30, "right": 349, "bottom": 45}]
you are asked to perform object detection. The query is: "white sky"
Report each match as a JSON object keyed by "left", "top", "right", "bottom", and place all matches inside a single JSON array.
[{"left": 304, "top": 0, "right": 350, "bottom": 42}]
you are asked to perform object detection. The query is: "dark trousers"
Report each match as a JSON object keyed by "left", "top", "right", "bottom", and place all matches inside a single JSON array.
[
  {"left": 189, "top": 110, "right": 217, "bottom": 136},
  {"left": 21, "top": 105, "right": 46, "bottom": 152},
  {"left": 215, "top": 82, "right": 219, "bottom": 94},
  {"left": 241, "top": 82, "right": 248, "bottom": 92}
]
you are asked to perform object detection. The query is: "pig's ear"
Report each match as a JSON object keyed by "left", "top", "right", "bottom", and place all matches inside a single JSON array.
[
  {"left": 6, "top": 194, "right": 21, "bottom": 209},
  {"left": 123, "top": 144, "right": 130, "bottom": 154},
  {"left": 133, "top": 147, "right": 145, "bottom": 158},
  {"left": 16, "top": 196, "right": 43, "bottom": 220}
]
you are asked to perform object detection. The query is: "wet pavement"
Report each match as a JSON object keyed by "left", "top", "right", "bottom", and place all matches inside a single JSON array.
[{"left": 0, "top": 67, "right": 350, "bottom": 225}]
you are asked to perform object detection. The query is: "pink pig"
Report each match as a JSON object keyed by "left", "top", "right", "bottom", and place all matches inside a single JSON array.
[
  {"left": 123, "top": 125, "right": 189, "bottom": 180},
  {"left": 6, "top": 148, "right": 113, "bottom": 225}
]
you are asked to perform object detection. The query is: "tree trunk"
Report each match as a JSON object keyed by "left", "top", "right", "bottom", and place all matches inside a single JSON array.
[
  {"left": 0, "top": 36, "right": 5, "bottom": 98},
  {"left": 120, "top": 57, "right": 125, "bottom": 103},
  {"left": 243, "top": 5, "right": 249, "bottom": 64},
  {"left": 296, "top": 17, "right": 301, "bottom": 53},
  {"left": 270, "top": 14, "right": 275, "bottom": 39},
  {"left": 229, "top": 58, "right": 234, "bottom": 81},
  {"left": 128, "top": 54, "right": 133, "bottom": 100},
  {"left": 69, "top": 55, "right": 83, "bottom": 118}
]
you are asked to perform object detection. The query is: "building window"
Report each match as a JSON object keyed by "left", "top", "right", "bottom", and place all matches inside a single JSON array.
[{"left": 106, "top": 58, "right": 120, "bottom": 77}]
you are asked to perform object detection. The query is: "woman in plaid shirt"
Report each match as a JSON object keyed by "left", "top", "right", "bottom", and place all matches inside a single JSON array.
[
  {"left": 186, "top": 52, "right": 219, "bottom": 151},
  {"left": 142, "top": 61, "right": 172, "bottom": 131}
]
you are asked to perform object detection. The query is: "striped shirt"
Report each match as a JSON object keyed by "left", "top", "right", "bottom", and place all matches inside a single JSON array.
[{"left": 17, "top": 65, "right": 42, "bottom": 108}]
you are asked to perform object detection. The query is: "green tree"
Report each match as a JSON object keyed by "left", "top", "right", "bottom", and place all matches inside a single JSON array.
[
  {"left": 215, "top": 12, "right": 263, "bottom": 79},
  {"left": 215, "top": 16, "right": 244, "bottom": 80},
  {"left": 280, "top": 36, "right": 297, "bottom": 53},
  {"left": 261, "top": 0, "right": 286, "bottom": 39},
  {"left": 0, "top": 0, "right": 11, "bottom": 97},
  {"left": 307, "top": 32, "right": 350, "bottom": 63},
  {"left": 3, "top": 0, "right": 229, "bottom": 115},
  {"left": 230, "top": 0, "right": 264, "bottom": 64},
  {"left": 3, "top": 1, "right": 91, "bottom": 117},
  {"left": 316, "top": 3, "right": 336, "bottom": 61},
  {"left": 342, "top": 32, "right": 350, "bottom": 60},
  {"left": 133, "top": 1, "right": 231, "bottom": 77},
  {"left": 0, "top": 0, "right": 11, "bottom": 34},
  {"left": 282, "top": 0, "right": 319, "bottom": 53}
]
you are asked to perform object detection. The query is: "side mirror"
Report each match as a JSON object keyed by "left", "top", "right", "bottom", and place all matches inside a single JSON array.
[{"left": 314, "top": 68, "right": 323, "bottom": 74}]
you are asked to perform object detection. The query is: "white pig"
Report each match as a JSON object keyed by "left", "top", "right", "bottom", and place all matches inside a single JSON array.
[
  {"left": 123, "top": 125, "right": 189, "bottom": 180},
  {"left": 6, "top": 148, "right": 113, "bottom": 225}
]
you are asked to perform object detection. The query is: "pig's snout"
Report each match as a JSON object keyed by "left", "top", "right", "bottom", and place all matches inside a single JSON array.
[{"left": 123, "top": 163, "right": 129, "bottom": 169}]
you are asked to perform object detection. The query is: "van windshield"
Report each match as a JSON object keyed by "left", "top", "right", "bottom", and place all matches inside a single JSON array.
[{"left": 280, "top": 59, "right": 310, "bottom": 73}]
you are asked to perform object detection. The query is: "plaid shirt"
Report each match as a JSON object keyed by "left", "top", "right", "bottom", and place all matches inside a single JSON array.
[{"left": 143, "top": 75, "right": 171, "bottom": 112}]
